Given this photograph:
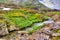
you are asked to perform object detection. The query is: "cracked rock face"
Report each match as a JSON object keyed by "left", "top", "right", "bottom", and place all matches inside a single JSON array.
[{"left": 28, "top": 30, "right": 49, "bottom": 40}]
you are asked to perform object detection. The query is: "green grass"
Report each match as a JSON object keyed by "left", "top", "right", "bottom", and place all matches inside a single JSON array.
[
  {"left": 47, "top": 11, "right": 60, "bottom": 15},
  {"left": 4, "top": 9, "right": 49, "bottom": 29}
]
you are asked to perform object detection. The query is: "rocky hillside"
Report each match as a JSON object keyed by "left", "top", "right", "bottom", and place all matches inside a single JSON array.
[
  {"left": 0, "top": 0, "right": 49, "bottom": 10},
  {"left": 0, "top": 8, "right": 60, "bottom": 40}
]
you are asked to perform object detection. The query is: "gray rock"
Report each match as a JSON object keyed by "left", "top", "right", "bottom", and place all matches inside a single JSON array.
[
  {"left": 0, "top": 20, "right": 9, "bottom": 36},
  {"left": 0, "top": 24, "right": 9, "bottom": 36}
]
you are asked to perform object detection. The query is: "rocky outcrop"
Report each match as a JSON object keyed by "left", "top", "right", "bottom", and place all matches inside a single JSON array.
[{"left": 0, "top": 20, "right": 9, "bottom": 36}]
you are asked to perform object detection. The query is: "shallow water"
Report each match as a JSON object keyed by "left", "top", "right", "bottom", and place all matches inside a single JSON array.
[
  {"left": 26, "top": 18, "right": 54, "bottom": 31},
  {"left": 26, "top": 17, "right": 60, "bottom": 33},
  {"left": 35, "top": 18, "right": 54, "bottom": 26}
]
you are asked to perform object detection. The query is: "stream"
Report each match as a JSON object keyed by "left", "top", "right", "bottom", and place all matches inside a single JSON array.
[{"left": 26, "top": 17, "right": 59, "bottom": 32}]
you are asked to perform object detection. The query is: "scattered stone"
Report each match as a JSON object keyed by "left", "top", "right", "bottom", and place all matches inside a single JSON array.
[
  {"left": 52, "top": 33, "right": 60, "bottom": 36},
  {"left": 0, "top": 20, "right": 9, "bottom": 36},
  {"left": 8, "top": 24, "right": 16, "bottom": 31}
]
